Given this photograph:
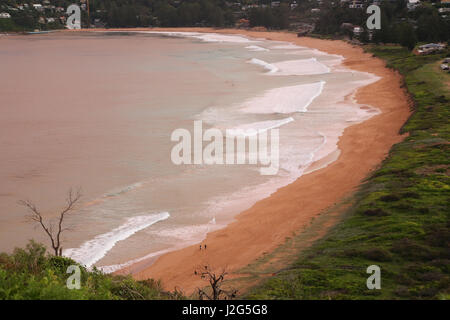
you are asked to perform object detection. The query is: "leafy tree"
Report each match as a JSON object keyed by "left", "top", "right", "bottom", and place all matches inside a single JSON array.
[{"left": 398, "top": 22, "right": 417, "bottom": 51}]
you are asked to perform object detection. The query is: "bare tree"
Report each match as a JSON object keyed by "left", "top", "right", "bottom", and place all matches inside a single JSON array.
[
  {"left": 195, "top": 265, "right": 238, "bottom": 300},
  {"left": 19, "top": 188, "right": 81, "bottom": 256}
]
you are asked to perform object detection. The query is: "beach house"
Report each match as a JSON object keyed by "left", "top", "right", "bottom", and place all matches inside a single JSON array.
[
  {"left": 417, "top": 43, "right": 447, "bottom": 55},
  {"left": 407, "top": 0, "right": 421, "bottom": 11},
  {"left": 32, "top": 4, "right": 44, "bottom": 11}
]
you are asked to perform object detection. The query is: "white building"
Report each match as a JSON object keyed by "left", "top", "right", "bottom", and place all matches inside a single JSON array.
[
  {"left": 0, "top": 12, "right": 11, "bottom": 19},
  {"left": 353, "top": 26, "right": 364, "bottom": 36},
  {"left": 349, "top": 1, "right": 364, "bottom": 9},
  {"left": 407, "top": 0, "right": 420, "bottom": 11},
  {"left": 32, "top": 4, "right": 44, "bottom": 11}
]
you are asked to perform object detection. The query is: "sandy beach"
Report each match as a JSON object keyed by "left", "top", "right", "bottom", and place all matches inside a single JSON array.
[{"left": 88, "top": 28, "right": 412, "bottom": 294}]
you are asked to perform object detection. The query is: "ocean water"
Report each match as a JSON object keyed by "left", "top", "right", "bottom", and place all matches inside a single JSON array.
[{"left": 0, "top": 31, "right": 379, "bottom": 271}]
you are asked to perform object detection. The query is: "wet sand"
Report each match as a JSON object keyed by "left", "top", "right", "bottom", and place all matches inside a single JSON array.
[{"left": 81, "top": 28, "right": 411, "bottom": 294}]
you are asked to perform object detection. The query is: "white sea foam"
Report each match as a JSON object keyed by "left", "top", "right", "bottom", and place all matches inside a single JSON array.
[
  {"left": 270, "top": 43, "right": 305, "bottom": 50},
  {"left": 99, "top": 218, "right": 219, "bottom": 273},
  {"left": 240, "top": 82, "right": 325, "bottom": 114},
  {"left": 272, "top": 58, "right": 330, "bottom": 75},
  {"left": 246, "top": 45, "right": 269, "bottom": 52},
  {"left": 64, "top": 212, "right": 170, "bottom": 267},
  {"left": 192, "top": 33, "right": 255, "bottom": 43},
  {"left": 249, "top": 58, "right": 329, "bottom": 76},
  {"left": 141, "top": 31, "right": 255, "bottom": 43},
  {"left": 227, "top": 117, "right": 294, "bottom": 137},
  {"left": 278, "top": 131, "right": 329, "bottom": 177},
  {"left": 99, "top": 247, "right": 173, "bottom": 274},
  {"left": 248, "top": 58, "right": 279, "bottom": 73},
  {"left": 285, "top": 49, "right": 344, "bottom": 60}
]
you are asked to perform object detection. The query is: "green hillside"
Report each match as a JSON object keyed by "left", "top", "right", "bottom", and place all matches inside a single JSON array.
[
  {"left": 0, "top": 241, "right": 183, "bottom": 300},
  {"left": 245, "top": 46, "right": 450, "bottom": 300}
]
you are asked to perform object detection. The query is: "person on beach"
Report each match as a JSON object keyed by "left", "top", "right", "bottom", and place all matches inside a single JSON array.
[{"left": 204, "top": 244, "right": 207, "bottom": 250}]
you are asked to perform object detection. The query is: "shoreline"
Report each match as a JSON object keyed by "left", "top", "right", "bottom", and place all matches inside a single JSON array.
[{"left": 83, "top": 28, "right": 411, "bottom": 294}]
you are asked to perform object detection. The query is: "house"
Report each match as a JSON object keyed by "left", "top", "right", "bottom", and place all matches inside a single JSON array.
[
  {"left": 407, "top": 0, "right": 420, "bottom": 11},
  {"left": 242, "top": 4, "right": 260, "bottom": 11},
  {"left": 290, "top": 1, "right": 298, "bottom": 10},
  {"left": 295, "top": 22, "right": 315, "bottom": 36},
  {"left": 349, "top": 1, "right": 364, "bottom": 8},
  {"left": 235, "top": 18, "right": 250, "bottom": 29},
  {"left": 353, "top": 26, "right": 364, "bottom": 36},
  {"left": 417, "top": 43, "right": 447, "bottom": 55},
  {"left": 32, "top": 4, "right": 44, "bottom": 11},
  {"left": 0, "top": 12, "right": 11, "bottom": 19}
]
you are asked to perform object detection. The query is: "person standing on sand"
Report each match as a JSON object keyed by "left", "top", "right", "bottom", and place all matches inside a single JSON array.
[{"left": 204, "top": 244, "right": 207, "bottom": 250}]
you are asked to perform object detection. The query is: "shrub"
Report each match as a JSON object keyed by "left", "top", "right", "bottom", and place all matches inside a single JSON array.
[
  {"left": 379, "top": 194, "right": 400, "bottom": 202},
  {"left": 362, "top": 248, "right": 393, "bottom": 262},
  {"left": 362, "top": 208, "right": 390, "bottom": 217},
  {"left": 0, "top": 241, "right": 178, "bottom": 300}
]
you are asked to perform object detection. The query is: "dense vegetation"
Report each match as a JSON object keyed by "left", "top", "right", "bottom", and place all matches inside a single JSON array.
[
  {"left": 314, "top": 0, "right": 450, "bottom": 47},
  {"left": 0, "top": 241, "right": 183, "bottom": 299},
  {"left": 1, "top": 1, "right": 449, "bottom": 50},
  {"left": 0, "top": 0, "right": 238, "bottom": 30},
  {"left": 246, "top": 46, "right": 449, "bottom": 299}
]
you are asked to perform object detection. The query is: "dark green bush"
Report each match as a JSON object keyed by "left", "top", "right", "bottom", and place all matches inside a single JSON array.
[{"left": 0, "top": 241, "right": 181, "bottom": 300}]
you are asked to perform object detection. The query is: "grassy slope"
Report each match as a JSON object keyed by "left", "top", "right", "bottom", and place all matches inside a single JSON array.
[{"left": 246, "top": 46, "right": 450, "bottom": 300}]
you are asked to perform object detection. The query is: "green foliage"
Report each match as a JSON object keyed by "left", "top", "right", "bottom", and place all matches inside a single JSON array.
[
  {"left": 0, "top": 241, "right": 183, "bottom": 300},
  {"left": 246, "top": 46, "right": 450, "bottom": 300},
  {"left": 0, "top": 0, "right": 236, "bottom": 31},
  {"left": 2, "top": 0, "right": 450, "bottom": 48},
  {"left": 248, "top": 4, "right": 290, "bottom": 29},
  {"left": 397, "top": 23, "right": 417, "bottom": 51},
  {"left": 313, "top": 0, "right": 449, "bottom": 49}
]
